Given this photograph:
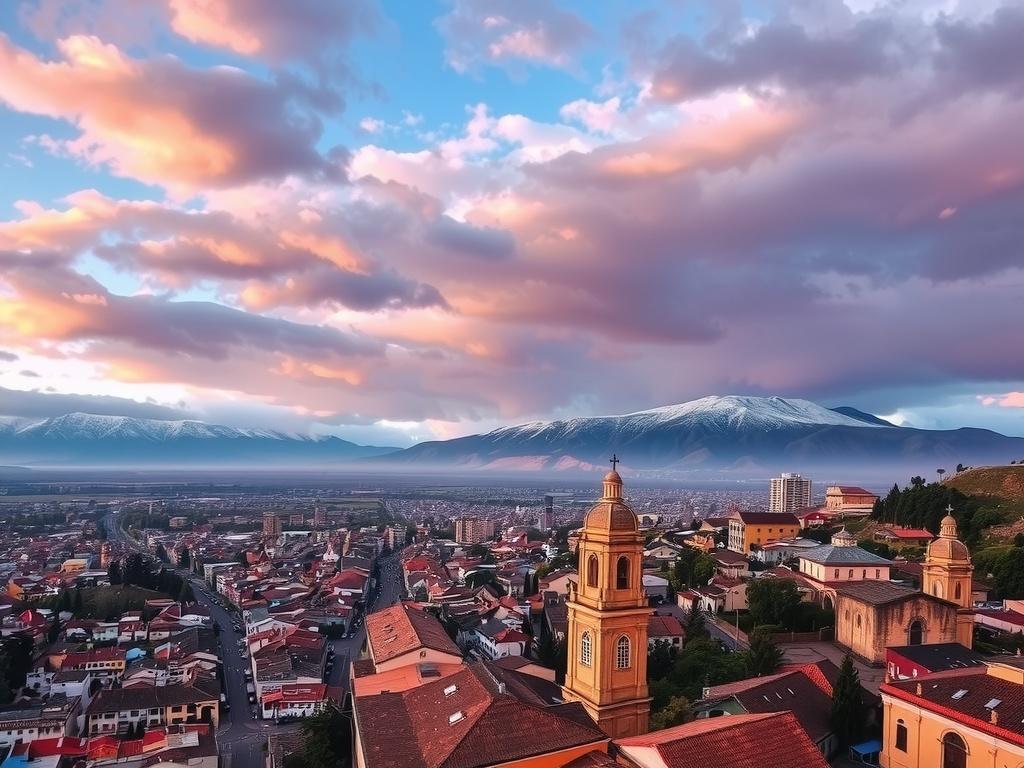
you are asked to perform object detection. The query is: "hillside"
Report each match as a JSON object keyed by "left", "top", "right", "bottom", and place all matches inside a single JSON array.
[{"left": 946, "top": 465, "right": 1024, "bottom": 501}]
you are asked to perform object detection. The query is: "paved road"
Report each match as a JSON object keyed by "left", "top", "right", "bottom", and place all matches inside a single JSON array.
[
  {"left": 104, "top": 514, "right": 406, "bottom": 766},
  {"left": 654, "top": 600, "right": 743, "bottom": 651},
  {"left": 326, "top": 551, "right": 404, "bottom": 690},
  {"left": 104, "top": 513, "right": 297, "bottom": 767}
]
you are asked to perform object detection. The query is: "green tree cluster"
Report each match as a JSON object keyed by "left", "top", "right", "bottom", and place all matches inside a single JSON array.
[
  {"left": 872, "top": 480, "right": 992, "bottom": 545},
  {"left": 670, "top": 549, "right": 716, "bottom": 591},
  {"left": 831, "top": 655, "right": 865, "bottom": 748}
]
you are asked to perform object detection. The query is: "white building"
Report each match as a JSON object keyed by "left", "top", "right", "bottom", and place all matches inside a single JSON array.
[{"left": 769, "top": 473, "right": 812, "bottom": 513}]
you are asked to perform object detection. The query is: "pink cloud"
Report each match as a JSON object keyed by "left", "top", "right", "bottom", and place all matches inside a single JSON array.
[
  {"left": 0, "top": 34, "right": 330, "bottom": 190},
  {"left": 980, "top": 393, "right": 1024, "bottom": 408}
]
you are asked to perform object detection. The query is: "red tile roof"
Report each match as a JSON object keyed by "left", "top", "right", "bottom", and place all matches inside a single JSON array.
[
  {"left": 648, "top": 614, "right": 685, "bottom": 638},
  {"left": 354, "top": 664, "right": 605, "bottom": 768},
  {"left": 366, "top": 602, "right": 462, "bottom": 665},
  {"left": 737, "top": 512, "right": 800, "bottom": 526},
  {"left": 883, "top": 667, "right": 1024, "bottom": 746},
  {"left": 832, "top": 486, "right": 875, "bottom": 496},
  {"left": 616, "top": 711, "right": 829, "bottom": 768}
]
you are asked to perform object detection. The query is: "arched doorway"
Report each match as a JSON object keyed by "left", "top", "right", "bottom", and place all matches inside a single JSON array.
[
  {"left": 823, "top": 595, "right": 834, "bottom": 612},
  {"left": 908, "top": 619, "right": 924, "bottom": 646},
  {"left": 941, "top": 732, "right": 967, "bottom": 768}
]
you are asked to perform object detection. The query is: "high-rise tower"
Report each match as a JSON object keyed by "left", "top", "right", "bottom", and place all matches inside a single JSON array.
[{"left": 561, "top": 458, "right": 651, "bottom": 738}]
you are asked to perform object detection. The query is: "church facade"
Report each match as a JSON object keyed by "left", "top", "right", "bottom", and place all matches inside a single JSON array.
[
  {"left": 561, "top": 463, "right": 652, "bottom": 738},
  {"left": 833, "top": 509, "right": 974, "bottom": 664}
]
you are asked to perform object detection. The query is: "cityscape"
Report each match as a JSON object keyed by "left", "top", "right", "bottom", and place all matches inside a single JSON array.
[{"left": 2, "top": 1, "right": 1024, "bottom": 768}]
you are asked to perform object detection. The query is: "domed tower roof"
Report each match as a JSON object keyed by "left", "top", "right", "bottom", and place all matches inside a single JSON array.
[
  {"left": 831, "top": 527, "right": 856, "bottom": 547},
  {"left": 927, "top": 506, "right": 970, "bottom": 562},
  {"left": 582, "top": 459, "right": 639, "bottom": 533}
]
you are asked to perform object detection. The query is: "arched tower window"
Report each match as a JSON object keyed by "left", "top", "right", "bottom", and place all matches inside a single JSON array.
[
  {"left": 616, "top": 635, "right": 631, "bottom": 669},
  {"left": 908, "top": 619, "right": 923, "bottom": 646},
  {"left": 954, "top": 582, "right": 962, "bottom": 601},
  {"left": 587, "top": 555, "right": 599, "bottom": 588},
  {"left": 616, "top": 556, "right": 630, "bottom": 589},
  {"left": 580, "top": 631, "right": 592, "bottom": 667},
  {"left": 895, "top": 719, "right": 908, "bottom": 751},
  {"left": 941, "top": 732, "right": 967, "bottom": 768}
]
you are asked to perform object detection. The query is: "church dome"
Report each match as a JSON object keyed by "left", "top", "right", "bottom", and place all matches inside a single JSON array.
[
  {"left": 582, "top": 466, "right": 639, "bottom": 532},
  {"left": 926, "top": 511, "right": 970, "bottom": 562}
]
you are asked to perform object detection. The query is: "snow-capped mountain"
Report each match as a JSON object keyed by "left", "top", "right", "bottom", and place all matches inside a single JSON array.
[
  {"left": 377, "top": 395, "right": 1024, "bottom": 477},
  {"left": 0, "top": 412, "right": 397, "bottom": 467}
]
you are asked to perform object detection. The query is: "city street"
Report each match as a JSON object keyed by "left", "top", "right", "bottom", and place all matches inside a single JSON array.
[{"left": 103, "top": 514, "right": 407, "bottom": 766}]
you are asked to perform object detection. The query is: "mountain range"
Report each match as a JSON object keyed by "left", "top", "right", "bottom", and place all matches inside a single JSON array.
[
  {"left": 2, "top": 396, "right": 1023, "bottom": 477},
  {"left": 373, "top": 396, "right": 1024, "bottom": 478},
  {"left": 0, "top": 413, "right": 396, "bottom": 468}
]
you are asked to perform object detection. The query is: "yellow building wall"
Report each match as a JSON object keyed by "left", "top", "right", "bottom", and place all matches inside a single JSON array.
[
  {"left": 881, "top": 695, "right": 1024, "bottom": 768},
  {"left": 835, "top": 595, "right": 960, "bottom": 664},
  {"left": 745, "top": 523, "right": 800, "bottom": 551}
]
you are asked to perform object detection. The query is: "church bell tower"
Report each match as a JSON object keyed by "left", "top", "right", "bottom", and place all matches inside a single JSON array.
[
  {"left": 562, "top": 457, "right": 651, "bottom": 737},
  {"left": 923, "top": 506, "right": 974, "bottom": 647}
]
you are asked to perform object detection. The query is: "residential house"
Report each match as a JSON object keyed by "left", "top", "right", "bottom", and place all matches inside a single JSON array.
[
  {"left": 647, "top": 614, "right": 685, "bottom": 649},
  {"left": 85, "top": 680, "right": 219, "bottom": 735},
  {"left": 727, "top": 513, "right": 800, "bottom": 555}
]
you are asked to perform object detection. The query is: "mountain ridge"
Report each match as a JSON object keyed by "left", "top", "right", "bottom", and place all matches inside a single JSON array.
[
  {"left": 372, "top": 395, "right": 1024, "bottom": 478},
  {"left": 0, "top": 412, "right": 397, "bottom": 468}
]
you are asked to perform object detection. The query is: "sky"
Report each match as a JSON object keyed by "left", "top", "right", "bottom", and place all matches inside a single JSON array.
[{"left": 0, "top": 0, "right": 1023, "bottom": 447}]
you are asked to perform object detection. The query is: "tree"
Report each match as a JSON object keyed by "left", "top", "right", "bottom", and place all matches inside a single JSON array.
[
  {"left": 937, "top": 468, "right": 946, "bottom": 482},
  {"left": 648, "top": 640, "right": 677, "bottom": 680},
  {"left": 73, "top": 586, "right": 84, "bottom": 614},
  {"left": 956, "top": 463, "right": 965, "bottom": 474},
  {"left": 177, "top": 581, "right": 194, "bottom": 604},
  {"left": 745, "top": 627, "right": 784, "bottom": 677},
  {"left": 107, "top": 561, "right": 122, "bottom": 585},
  {"left": 297, "top": 706, "right": 350, "bottom": 768},
  {"left": 682, "top": 606, "right": 707, "bottom": 644},
  {"left": 650, "top": 695, "right": 691, "bottom": 730},
  {"left": 746, "top": 579, "right": 802, "bottom": 629},
  {"left": 154, "top": 544, "right": 169, "bottom": 563},
  {"left": 178, "top": 548, "right": 191, "bottom": 569},
  {"left": 47, "top": 619, "right": 60, "bottom": 644},
  {"left": 830, "top": 655, "right": 864, "bottom": 749}
]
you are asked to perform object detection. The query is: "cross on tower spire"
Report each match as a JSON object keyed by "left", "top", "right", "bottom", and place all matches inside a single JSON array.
[
  {"left": 609, "top": 454, "right": 620, "bottom": 472},
  {"left": 946, "top": 504, "right": 955, "bottom": 514}
]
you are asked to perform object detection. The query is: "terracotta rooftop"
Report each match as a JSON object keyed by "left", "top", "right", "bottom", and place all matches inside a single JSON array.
[
  {"left": 616, "top": 711, "right": 829, "bottom": 768},
  {"left": 834, "top": 579, "right": 938, "bottom": 606},
  {"left": 736, "top": 512, "right": 800, "bottom": 525},
  {"left": 354, "top": 663, "right": 605, "bottom": 768},
  {"left": 648, "top": 614, "right": 685, "bottom": 638},
  {"left": 883, "top": 666, "right": 1024, "bottom": 746},
  {"left": 366, "top": 602, "right": 462, "bottom": 665}
]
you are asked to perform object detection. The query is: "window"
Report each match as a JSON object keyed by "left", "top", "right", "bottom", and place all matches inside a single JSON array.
[
  {"left": 941, "top": 732, "right": 967, "bottom": 768},
  {"left": 580, "top": 631, "right": 592, "bottom": 667},
  {"left": 856, "top": 614, "right": 862, "bottom": 628},
  {"left": 587, "top": 555, "right": 599, "bottom": 588},
  {"left": 616, "top": 636, "right": 631, "bottom": 669},
  {"left": 895, "top": 719, "right": 908, "bottom": 751},
  {"left": 909, "top": 619, "right": 923, "bottom": 646},
  {"left": 834, "top": 569, "right": 840, "bottom": 579},
  {"left": 954, "top": 582, "right": 962, "bottom": 601},
  {"left": 875, "top": 569, "right": 880, "bottom": 579},
  {"left": 616, "top": 557, "right": 630, "bottom": 589},
  {"left": 848, "top": 569, "right": 854, "bottom": 578}
]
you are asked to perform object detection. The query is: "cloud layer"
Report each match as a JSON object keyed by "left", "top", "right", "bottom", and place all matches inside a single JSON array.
[{"left": 1, "top": 0, "right": 1023, "bottom": 440}]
